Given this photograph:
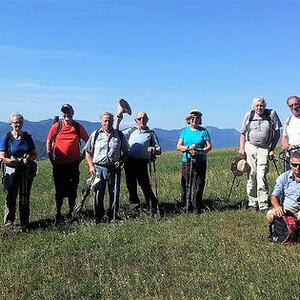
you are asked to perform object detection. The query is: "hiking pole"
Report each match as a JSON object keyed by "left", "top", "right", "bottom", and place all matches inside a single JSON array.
[
  {"left": 151, "top": 158, "right": 161, "bottom": 219},
  {"left": 185, "top": 150, "right": 193, "bottom": 214},
  {"left": 226, "top": 174, "right": 237, "bottom": 202},
  {"left": 148, "top": 159, "right": 153, "bottom": 214},
  {"left": 279, "top": 150, "right": 290, "bottom": 173},
  {"left": 185, "top": 151, "right": 189, "bottom": 213},
  {"left": 271, "top": 157, "right": 280, "bottom": 176},
  {"left": 112, "top": 168, "right": 120, "bottom": 223},
  {"left": 74, "top": 174, "right": 95, "bottom": 214}
]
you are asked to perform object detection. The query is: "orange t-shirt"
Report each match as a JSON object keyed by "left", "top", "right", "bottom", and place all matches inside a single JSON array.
[{"left": 47, "top": 121, "right": 88, "bottom": 164}]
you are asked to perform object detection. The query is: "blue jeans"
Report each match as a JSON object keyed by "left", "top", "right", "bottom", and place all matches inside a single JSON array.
[{"left": 93, "top": 166, "right": 121, "bottom": 221}]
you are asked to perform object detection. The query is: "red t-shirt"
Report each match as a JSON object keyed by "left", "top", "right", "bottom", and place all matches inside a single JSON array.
[{"left": 47, "top": 121, "right": 89, "bottom": 164}]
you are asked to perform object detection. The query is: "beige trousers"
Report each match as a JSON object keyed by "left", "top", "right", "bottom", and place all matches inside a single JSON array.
[{"left": 245, "top": 141, "right": 269, "bottom": 210}]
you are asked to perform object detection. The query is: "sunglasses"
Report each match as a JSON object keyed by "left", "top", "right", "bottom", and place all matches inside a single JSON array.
[
  {"left": 291, "top": 163, "right": 300, "bottom": 168},
  {"left": 288, "top": 103, "right": 299, "bottom": 108},
  {"left": 11, "top": 121, "right": 21, "bottom": 125},
  {"left": 136, "top": 117, "right": 146, "bottom": 121}
]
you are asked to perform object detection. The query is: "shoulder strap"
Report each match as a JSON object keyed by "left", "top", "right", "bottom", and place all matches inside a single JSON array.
[
  {"left": 286, "top": 115, "right": 292, "bottom": 127},
  {"left": 5, "top": 132, "right": 13, "bottom": 158},
  {"left": 52, "top": 120, "right": 62, "bottom": 143},
  {"left": 92, "top": 128, "right": 101, "bottom": 150},
  {"left": 127, "top": 127, "right": 137, "bottom": 139},
  {"left": 248, "top": 110, "right": 255, "bottom": 123}
]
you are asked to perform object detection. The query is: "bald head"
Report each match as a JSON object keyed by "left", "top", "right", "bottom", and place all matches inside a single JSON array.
[{"left": 135, "top": 112, "right": 149, "bottom": 130}]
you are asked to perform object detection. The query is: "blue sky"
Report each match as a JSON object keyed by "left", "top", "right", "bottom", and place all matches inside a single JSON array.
[{"left": 0, "top": 0, "right": 300, "bottom": 130}]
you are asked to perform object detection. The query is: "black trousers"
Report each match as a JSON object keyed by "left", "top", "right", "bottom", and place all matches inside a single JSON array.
[
  {"left": 181, "top": 160, "right": 207, "bottom": 212},
  {"left": 4, "top": 168, "right": 33, "bottom": 226},
  {"left": 52, "top": 161, "right": 80, "bottom": 214},
  {"left": 124, "top": 157, "right": 157, "bottom": 209}
]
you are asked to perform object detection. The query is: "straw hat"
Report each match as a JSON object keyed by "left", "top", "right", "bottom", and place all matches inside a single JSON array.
[{"left": 231, "top": 153, "right": 250, "bottom": 176}]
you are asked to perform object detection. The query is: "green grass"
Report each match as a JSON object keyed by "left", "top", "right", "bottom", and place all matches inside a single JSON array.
[{"left": 0, "top": 147, "right": 299, "bottom": 299}]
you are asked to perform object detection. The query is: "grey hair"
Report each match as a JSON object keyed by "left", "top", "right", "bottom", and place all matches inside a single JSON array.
[
  {"left": 252, "top": 96, "right": 266, "bottom": 109},
  {"left": 287, "top": 96, "right": 300, "bottom": 105},
  {"left": 291, "top": 150, "right": 300, "bottom": 160},
  {"left": 100, "top": 112, "right": 114, "bottom": 120},
  {"left": 9, "top": 113, "right": 24, "bottom": 124}
]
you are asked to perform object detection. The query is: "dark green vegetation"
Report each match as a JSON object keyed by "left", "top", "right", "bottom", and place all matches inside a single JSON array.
[{"left": 0, "top": 148, "right": 299, "bottom": 299}]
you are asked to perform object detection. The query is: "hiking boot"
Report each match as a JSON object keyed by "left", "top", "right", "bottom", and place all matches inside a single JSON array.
[
  {"left": 193, "top": 209, "right": 202, "bottom": 216},
  {"left": 55, "top": 213, "right": 65, "bottom": 225},
  {"left": 259, "top": 208, "right": 269, "bottom": 213},
  {"left": 248, "top": 206, "right": 258, "bottom": 211},
  {"left": 21, "top": 225, "right": 29, "bottom": 233},
  {"left": 4, "top": 220, "right": 13, "bottom": 227}
]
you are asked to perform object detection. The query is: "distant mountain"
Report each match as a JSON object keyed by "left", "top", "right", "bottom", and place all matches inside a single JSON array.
[{"left": 0, "top": 120, "right": 240, "bottom": 158}]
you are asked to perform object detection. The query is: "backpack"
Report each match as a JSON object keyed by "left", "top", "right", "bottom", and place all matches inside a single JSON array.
[
  {"left": 268, "top": 211, "right": 299, "bottom": 245},
  {"left": 246, "top": 109, "right": 275, "bottom": 145}
]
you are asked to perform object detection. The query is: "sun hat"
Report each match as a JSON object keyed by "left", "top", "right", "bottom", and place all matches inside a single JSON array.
[
  {"left": 231, "top": 153, "right": 250, "bottom": 176},
  {"left": 188, "top": 109, "right": 202, "bottom": 118}
]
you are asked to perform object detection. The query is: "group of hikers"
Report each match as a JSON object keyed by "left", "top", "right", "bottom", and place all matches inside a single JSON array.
[{"left": 0, "top": 95, "right": 299, "bottom": 236}]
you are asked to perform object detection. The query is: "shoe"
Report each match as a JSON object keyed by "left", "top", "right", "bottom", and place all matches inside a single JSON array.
[
  {"left": 55, "top": 213, "right": 65, "bottom": 225},
  {"left": 193, "top": 209, "right": 202, "bottom": 216},
  {"left": 259, "top": 208, "right": 269, "bottom": 213},
  {"left": 4, "top": 220, "right": 13, "bottom": 227},
  {"left": 21, "top": 225, "right": 29, "bottom": 233},
  {"left": 248, "top": 206, "right": 258, "bottom": 211}
]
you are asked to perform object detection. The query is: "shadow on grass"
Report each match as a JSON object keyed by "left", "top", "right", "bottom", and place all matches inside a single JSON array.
[{"left": 0, "top": 198, "right": 249, "bottom": 238}]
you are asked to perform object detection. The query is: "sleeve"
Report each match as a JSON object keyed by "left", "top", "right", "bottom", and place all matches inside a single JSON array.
[
  {"left": 84, "top": 130, "right": 96, "bottom": 154},
  {"left": 240, "top": 112, "right": 250, "bottom": 134},
  {"left": 0, "top": 134, "right": 8, "bottom": 152},
  {"left": 121, "top": 133, "right": 130, "bottom": 158},
  {"left": 203, "top": 129, "right": 211, "bottom": 141},
  {"left": 179, "top": 128, "right": 186, "bottom": 140},
  {"left": 79, "top": 125, "right": 89, "bottom": 142},
  {"left": 271, "top": 110, "right": 282, "bottom": 130},
  {"left": 153, "top": 133, "right": 161, "bottom": 149},
  {"left": 47, "top": 123, "right": 59, "bottom": 142},
  {"left": 282, "top": 117, "right": 289, "bottom": 136},
  {"left": 122, "top": 127, "right": 134, "bottom": 141},
  {"left": 271, "top": 173, "right": 286, "bottom": 199},
  {"left": 27, "top": 134, "right": 36, "bottom": 151}
]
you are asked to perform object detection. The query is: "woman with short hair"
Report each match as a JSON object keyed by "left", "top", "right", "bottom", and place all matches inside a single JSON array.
[
  {"left": 177, "top": 110, "right": 212, "bottom": 214},
  {"left": 0, "top": 113, "right": 37, "bottom": 231}
]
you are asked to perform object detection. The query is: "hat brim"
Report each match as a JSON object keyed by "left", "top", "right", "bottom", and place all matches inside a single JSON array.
[{"left": 118, "top": 99, "right": 132, "bottom": 115}]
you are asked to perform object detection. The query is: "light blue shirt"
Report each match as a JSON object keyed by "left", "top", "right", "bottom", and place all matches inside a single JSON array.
[
  {"left": 123, "top": 127, "right": 161, "bottom": 159},
  {"left": 272, "top": 170, "right": 300, "bottom": 211}
]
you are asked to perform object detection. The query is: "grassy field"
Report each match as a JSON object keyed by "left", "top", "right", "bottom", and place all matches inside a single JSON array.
[{"left": 0, "top": 148, "right": 299, "bottom": 299}]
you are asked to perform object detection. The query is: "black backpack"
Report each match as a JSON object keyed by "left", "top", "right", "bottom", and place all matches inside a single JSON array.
[{"left": 268, "top": 211, "right": 299, "bottom": 245}]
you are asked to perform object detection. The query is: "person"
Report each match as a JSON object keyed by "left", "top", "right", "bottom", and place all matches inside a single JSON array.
[
  {"left": 46, "top": 104, "right": 89, "bottom": 223},
  {"left": 0, "top": 113, "right": 37, "bottom": 231},
  {"left": 176, "top": 110, "right": 212, "bottom": 214},
  {"left": 281, "top": 96, "right": 300, "bottom": 170},
  {"left": 85, "top": 112, "right": 129, "bottom": 223},
  {"left": 239, "top": 97, "right": 282, "bottom": 211},
  {"left": 117, "top": 111, "right": 161, "bottom": 213},
  {"left": 266, "top": 150, "right": 300, "bottom": 223}
]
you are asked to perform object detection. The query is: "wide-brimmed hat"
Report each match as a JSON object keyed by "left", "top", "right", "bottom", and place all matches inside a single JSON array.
[{"left": 231, "top": 153, "right": 250, "bottom": 176}]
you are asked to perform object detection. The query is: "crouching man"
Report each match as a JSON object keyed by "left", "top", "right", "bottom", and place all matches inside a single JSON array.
[{"left": 266, "top": 150, "right": 300, "bottom": 224}]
